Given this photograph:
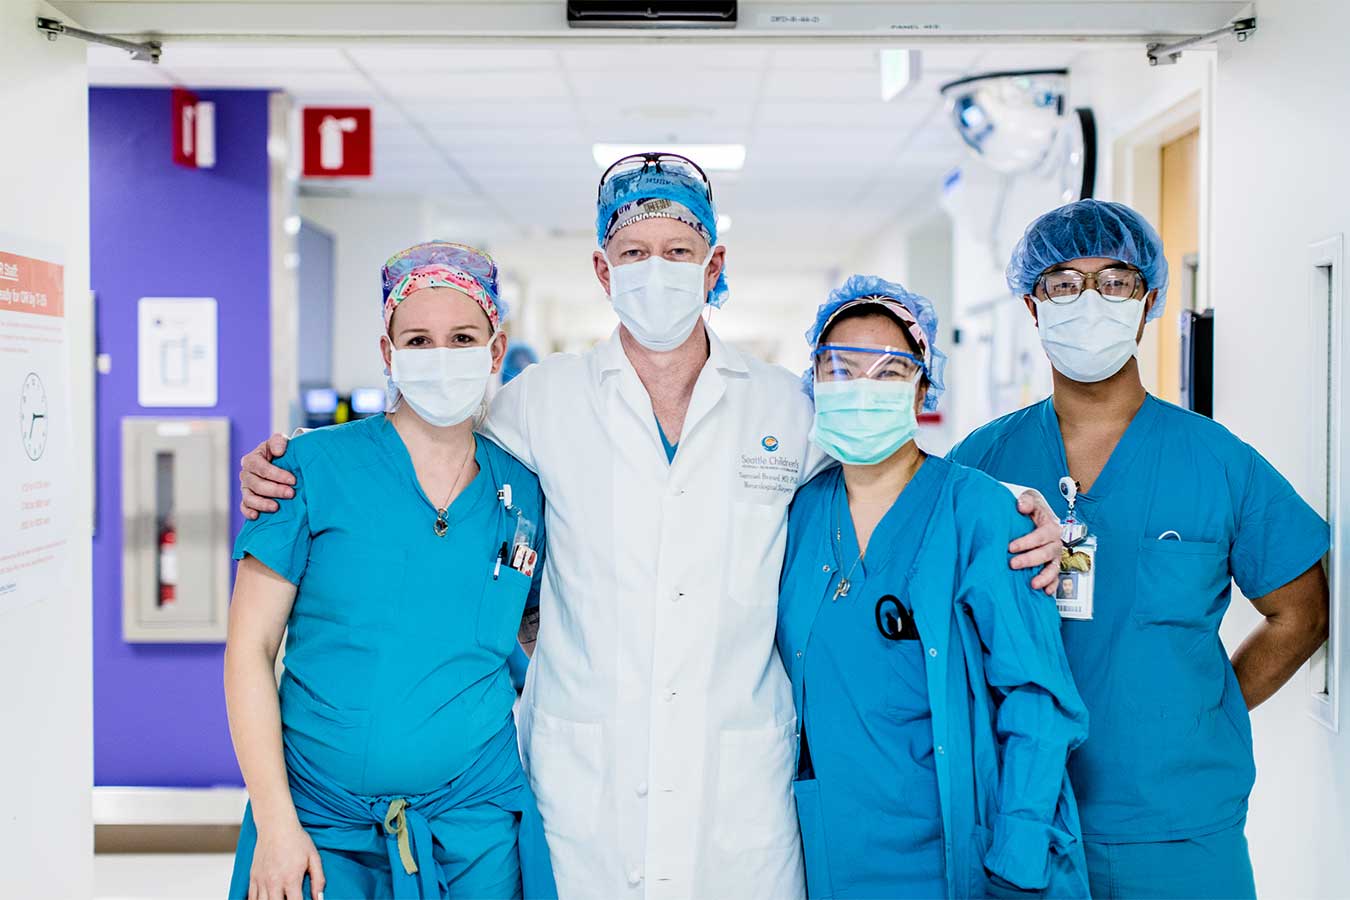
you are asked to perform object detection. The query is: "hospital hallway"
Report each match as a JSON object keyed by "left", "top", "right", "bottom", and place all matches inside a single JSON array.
[{"left": 2, "top": 0, "right": 1349, "bottom": 897}]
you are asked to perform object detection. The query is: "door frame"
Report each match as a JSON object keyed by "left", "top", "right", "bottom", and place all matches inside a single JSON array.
[{"left": 1109, "top": 58, "right": 1214, "bottom": 395}]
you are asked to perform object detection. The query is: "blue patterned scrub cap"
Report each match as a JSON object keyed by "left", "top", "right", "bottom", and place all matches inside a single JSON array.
[{"left": 596, "top": 152, "right": 729, "bottom": 308}]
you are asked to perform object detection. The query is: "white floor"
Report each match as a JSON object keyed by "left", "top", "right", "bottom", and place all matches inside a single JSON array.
[{"left": 95, "top": 853, "right": 236, "bottom": 900}]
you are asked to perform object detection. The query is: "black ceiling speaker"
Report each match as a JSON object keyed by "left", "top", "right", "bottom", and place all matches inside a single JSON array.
[{"left": 567, "top": 1, "right": 738, "bottom": 28}]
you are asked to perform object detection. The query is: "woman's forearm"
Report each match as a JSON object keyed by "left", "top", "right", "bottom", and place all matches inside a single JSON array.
[{"left": 224, "top": 643, "right": 298, "bottom": 832}]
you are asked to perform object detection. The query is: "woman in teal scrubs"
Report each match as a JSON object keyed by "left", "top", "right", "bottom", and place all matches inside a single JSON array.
[
  {"left": 778, "top": 275, "right": 1090, "bottom": 899},
  {"left": 224, "top": 242, "right": 553, "bottom": 900},
  {"left": 950, "top": 200, "right": 1330, "bottom": 899}
]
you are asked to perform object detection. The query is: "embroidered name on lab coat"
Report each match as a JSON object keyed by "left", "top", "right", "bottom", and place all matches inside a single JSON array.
[{"left": 738, "top": 451, "right": 800, "bottom": 495}]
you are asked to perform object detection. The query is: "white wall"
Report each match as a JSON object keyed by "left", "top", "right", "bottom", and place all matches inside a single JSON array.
[
  {"left": 299, "top": 195, "right": 439, "bottom": 393},
  {"left": 1207, "top": 2, "right": 1350, "bottom": 894},
  {"left": 0, "top": 2, "right": 93, "bottom": 897}
]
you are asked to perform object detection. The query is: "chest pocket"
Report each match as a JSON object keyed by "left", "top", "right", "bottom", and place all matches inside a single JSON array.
[
  {"left": 728, "top": 500, "right": 788, "bottom": 607},
  {"left": 476, "top": 566, "right": 532, "bottom": 658},
  {"left": 1132, "top": 538, "right": 1230, "bottom": 630},
  {"left": 1131, "top": 538, "right": 1232, "bottom": 716}
]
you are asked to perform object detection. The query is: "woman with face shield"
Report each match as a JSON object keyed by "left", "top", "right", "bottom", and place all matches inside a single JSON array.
[
  {"left": 223, "top": 242, "right": 554, "bottom": 900},
  {"left": 776, "top": 275, "right": 1090, "bottom": 899}
]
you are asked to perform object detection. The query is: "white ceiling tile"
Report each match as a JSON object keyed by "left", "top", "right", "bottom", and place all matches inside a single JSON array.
[
  {"left": 566, "top": 68, "right": 762, "bottom": 101},
  {"left": 345, "top": 46, "right": 558, "bottom": 72},
  {"left": 87, "top": 67, "right": 173, "bottom": 87},
  {"left": 371, "top": 70, "right": 570, "bottom": 100},
  {"left": 768, "top": 46, "right": 883, "bottom": 72},
  {"left": 413, "top": 102, "right": 580, "bottom": 127},
  {"left": 169, "top": 69, "right": 370, "bottom": 95},
  {"left": 159, "top": 44, "right": 351, "bottom": 71},
  {"left": 561, "top": 45, "right": 770, "bottom": 71},
  {"left": 761, "top": 68, "right": 884, "bottom": 101}
]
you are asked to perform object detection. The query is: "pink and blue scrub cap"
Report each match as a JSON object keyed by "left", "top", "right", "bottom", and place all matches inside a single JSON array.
[
  {"left": 596, "top": 152, "right": 729, "bottom": 308},
  {"left": 380, "top": 241, "right": 506, "bottom": 332},
  {"left": 1006, "top": 199, "right": 1170, "bottom": 322},
  {"left": 803, "top": 274, "right": 948, "bottom": 413}
]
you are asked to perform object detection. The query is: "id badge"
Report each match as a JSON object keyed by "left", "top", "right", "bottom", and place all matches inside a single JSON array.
[
  {"left": 1056, "top": 534, "right": 1096, "bottom": 621},
  {"left": 508, "top": 510, "right": 538, "bottom": 577}
]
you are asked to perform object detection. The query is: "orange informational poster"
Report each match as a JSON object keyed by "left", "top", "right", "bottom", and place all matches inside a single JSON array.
[{"left": 0, "top": 244, "right": 72, "bottom": 614}]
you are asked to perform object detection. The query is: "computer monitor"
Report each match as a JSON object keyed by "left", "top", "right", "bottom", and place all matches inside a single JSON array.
[
  {"left": 303, "top": 387, "right": 338, "bottom": 415},
  {"left": 350, "top": 387, "right": 385, "bottom": 417}
]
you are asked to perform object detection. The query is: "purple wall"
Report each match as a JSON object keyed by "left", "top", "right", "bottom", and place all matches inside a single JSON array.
[{"left": 91, "top": 88, "right": 273, "bottom": 787}]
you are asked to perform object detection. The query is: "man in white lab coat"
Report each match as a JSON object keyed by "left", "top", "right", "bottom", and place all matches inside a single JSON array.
[{"left": 239, "top": 153, "right": 1063, "bottom": 898}]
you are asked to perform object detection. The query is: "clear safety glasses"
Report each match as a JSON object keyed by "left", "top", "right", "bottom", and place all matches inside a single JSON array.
[
  {"left": 597, "top": 152, "right": 714, "bottom": 202},
  {"left": 813, "top": 344, "right": 926, "bottom": 384},
  {"left": 382, "top": 242, "right": 498, "bottom": 297},
  {"left": 1035, "top": 266, "right": 1145, "bottom": 304}
]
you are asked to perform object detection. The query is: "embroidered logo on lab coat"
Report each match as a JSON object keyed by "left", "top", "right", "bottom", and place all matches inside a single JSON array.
[{"left": 761, "top": 435, "right": 780, "bottom": 452}]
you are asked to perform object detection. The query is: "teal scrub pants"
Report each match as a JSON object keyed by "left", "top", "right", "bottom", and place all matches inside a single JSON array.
[{"left": 1084, "top": 820, "right": 1256, "bottom": 899}]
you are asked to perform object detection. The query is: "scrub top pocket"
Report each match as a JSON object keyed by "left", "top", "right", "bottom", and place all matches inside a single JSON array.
[
  {"left": 476, "top": 565, "right": 532, "bottom": 658},
  {"left": 1131, "top": 539, "right": 1229, "bottom": 629},
  {"left": 1130, "top": 538, "right": 1232, "bottom": 717}
]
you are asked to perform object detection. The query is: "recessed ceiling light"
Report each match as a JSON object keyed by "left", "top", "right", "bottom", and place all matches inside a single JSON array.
[{"left": 592, "top": 143, "right": 747, "bottom": 171}]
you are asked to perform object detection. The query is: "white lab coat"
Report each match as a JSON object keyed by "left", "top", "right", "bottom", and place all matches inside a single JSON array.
[{"left": 482, "top": 327, "right": 823, "bottom": 899}]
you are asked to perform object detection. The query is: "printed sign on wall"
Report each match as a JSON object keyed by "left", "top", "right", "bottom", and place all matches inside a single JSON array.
[
  {"left": 0, "top": 244, "right": 72, "bottom": 614},
  {"left": 302, "top": 107, "right": 372, "bottom": 178},
  {"left": 137, "top": 297, "right": 219, "bottom": 407}
]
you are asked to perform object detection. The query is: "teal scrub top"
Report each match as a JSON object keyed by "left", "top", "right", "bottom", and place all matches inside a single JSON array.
[
  {"left": 794, "top": 458, "right": 946, "bottom": 897},
  {"left": 233, "top": 414, "right": 545, "bottom": 797},
  {"left": 778, "top": 458, "right": 1091, "bottom": 898},
  {"left": 949, "top": 395, "right": 1329, "bottom": 843}
]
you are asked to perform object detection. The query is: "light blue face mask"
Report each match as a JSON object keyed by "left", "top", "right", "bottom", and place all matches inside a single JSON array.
[{"left": 810, "top": 379, "right": 920, "bottom": 465}]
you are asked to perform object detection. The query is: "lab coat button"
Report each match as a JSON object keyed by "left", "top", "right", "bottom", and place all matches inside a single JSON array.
[
  {"left": 821, "top": 564, "right": 830, "bottom": 573},
  {"left": 928, "top": 647, "right": 938, "bottom": 657},
  {"left": 636, "top": 781, "right": 648, "bottom": 797},
  {"left": 627, "top": 868, "right": 643, "bottom": 886},
  {"left": 936, "top": 745, "right": 945, "bottom": 755},
  {"left": 665, "top": 689, "right": 677, "bottom": 701},
  {"left": 795, "top": 650, "right": 802, "bottom": 659}
]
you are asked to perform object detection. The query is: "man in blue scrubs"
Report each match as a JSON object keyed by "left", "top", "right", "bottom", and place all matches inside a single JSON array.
[{"left": 950, "top": 199, "right": 1331, "bottom": 899}]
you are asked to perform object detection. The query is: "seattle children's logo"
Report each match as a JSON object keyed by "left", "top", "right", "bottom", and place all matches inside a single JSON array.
[{"left": 761, "top": 435, "right": 780, "bottom": 453}]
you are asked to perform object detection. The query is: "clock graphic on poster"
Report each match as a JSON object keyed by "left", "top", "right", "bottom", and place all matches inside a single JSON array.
[{"left": 19, "top": 371, "right": 48, "bottom": 461}]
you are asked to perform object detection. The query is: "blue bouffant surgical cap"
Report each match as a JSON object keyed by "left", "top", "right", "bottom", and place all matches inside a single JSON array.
[
  {"left": 596, "top": 161, "right": 729, "bottom": 308},
  {"left": 803, "top": 274, "right": 948, "bottom": 413},
  {"left": 1006, "top": 199, "right": 1171, "bottom": 322}
]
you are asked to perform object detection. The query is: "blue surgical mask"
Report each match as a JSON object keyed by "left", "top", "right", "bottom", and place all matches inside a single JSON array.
[{"left": 810, "top": 379, "right": 919, "bottom": 466}]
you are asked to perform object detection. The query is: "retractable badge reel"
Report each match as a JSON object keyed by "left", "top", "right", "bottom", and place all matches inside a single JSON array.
[
  {"left": 494, "top": 484, "right": 538, "bottom": 580},
  {"left": 1056, "top": 476, "right": 1096, "bottom": 621}
]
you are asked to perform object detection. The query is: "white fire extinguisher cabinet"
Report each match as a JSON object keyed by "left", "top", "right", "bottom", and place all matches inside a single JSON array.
[{"left": 121, "top": 417, "right": 231, "bottom": 642}]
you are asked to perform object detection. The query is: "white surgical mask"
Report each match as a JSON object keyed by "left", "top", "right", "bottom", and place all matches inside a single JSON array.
[
  {"left": 1036, "top": 290, "right": 1145, "bottom": 383},
  {"left": 607, "top": 249, "right": 715, "bottom": 352},
  {"left": 389, "top": 345, "right": 492, "bottom": 427}
]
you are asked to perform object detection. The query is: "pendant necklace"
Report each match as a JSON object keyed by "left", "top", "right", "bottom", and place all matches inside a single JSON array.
[
  {"left": 433, "top": 439, "right": 476, "bottom": 537},
  {"left": 831, "top": 493, "right": 864, "bottom": 601}
]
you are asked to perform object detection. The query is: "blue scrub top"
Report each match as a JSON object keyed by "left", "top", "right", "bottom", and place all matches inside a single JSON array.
[
  {"left": 797, "top": 458, "right": 946, "bottom": 896},
  {"left": 779, "top": 457, "right": 1091, "bottom": 898},
  {"left": 950, "top": 395, "right": 1329, "bottom": 843},
  {"left": 233, "top": 414, "right": 545, "bottom": 797}
]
